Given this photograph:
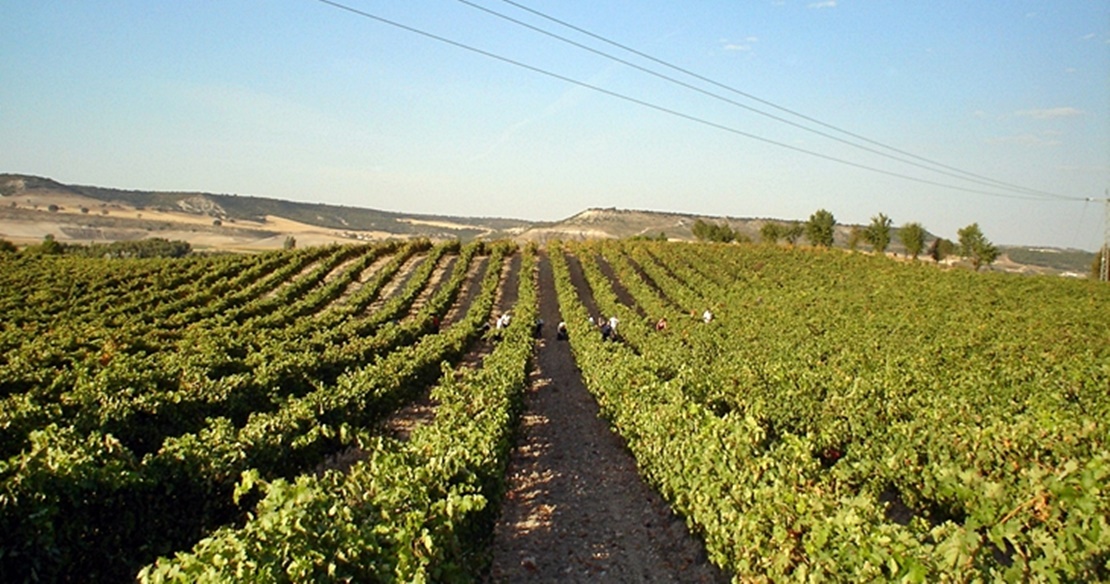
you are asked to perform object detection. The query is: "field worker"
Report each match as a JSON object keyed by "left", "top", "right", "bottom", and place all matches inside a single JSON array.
[
  {"left": 702, "top": 309, "right": 713, "bottom": 324},
  {"left": 600, "top": 320, "right": 613, "bottom": 341},
  {"left": 655, "top": 317, "right": 668, "bottom": 331},
  {"left": 533, "top": 318, "right": 543, "bottom": 338},
  {"left": 556, "top": 321, "right": 569, "bottom": 341},
  {"left": 608, "top": 316, "right": 619, "bottom": 339},
  {"left": 497, "top": 312, "right": 511, "bottom": 330}
]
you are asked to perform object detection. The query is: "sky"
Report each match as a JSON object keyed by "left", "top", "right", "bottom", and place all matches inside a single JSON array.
[{"left": 1, "top": 1, "right": 1108, "bottom": 249}]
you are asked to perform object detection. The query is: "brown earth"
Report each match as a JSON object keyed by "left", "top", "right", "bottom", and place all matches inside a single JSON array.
[
  {"left": 0, "top": 197, "right": 391, "bottom": 250},
  {"left": 485, "top": 254, "right": 727, "bottom": 583}
]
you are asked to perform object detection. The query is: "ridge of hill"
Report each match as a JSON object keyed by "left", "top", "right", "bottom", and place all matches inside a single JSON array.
[
  {"left": 0, "top": 174, "right": 1096, "bottom": 275},
  {"left": 0, "top": 174, "right": 530, "bottom": 244}
]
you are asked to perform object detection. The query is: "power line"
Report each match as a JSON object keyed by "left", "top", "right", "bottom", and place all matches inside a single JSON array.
[
  {"left": 311, "top": 0, "right": 1073, "bottom": 203},
  {"left": 486, "top": 0, "right": 1081, "bottom": 202}
]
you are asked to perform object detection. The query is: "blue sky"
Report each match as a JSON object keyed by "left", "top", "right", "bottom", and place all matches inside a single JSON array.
[{"left": 2, "top": 1, "right": 1107, "bottom": 249}]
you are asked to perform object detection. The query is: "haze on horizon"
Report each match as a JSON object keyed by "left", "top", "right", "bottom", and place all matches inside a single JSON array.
[{"left": 1, "top": 1, "right": 1107, "bottom": 250}]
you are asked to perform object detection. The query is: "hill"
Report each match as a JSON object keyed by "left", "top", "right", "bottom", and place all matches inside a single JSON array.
[
  {"left": 518, "top": 207, "right": 858, "bottom": 244},
  {"left": 0, "top": 173, "right": 1097, "bottom": 275},
  {"left": 0, "top": 174, "right": 531, "bottom": 249}
]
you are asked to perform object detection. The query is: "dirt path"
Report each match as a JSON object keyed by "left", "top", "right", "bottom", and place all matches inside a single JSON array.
[
  {"left": 486, "top": 253, "right": 727, "bottom": 583},
  {"left": 595, "top": 251, "right": 646, "bottom": 318}
]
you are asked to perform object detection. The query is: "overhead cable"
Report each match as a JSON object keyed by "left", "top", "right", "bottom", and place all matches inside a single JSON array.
[
  {"left": 311, "top": 0, "right": 1074, "bottom": 203},
  {"left": 486, "top": 0, "right": 1080, "bottom": 202}
]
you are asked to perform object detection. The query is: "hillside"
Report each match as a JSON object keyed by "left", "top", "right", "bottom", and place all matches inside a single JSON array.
[
  {"left": 0, "top": 173, "right": 1097, "bottom": 275},
  {"left": 0, "top": 174, "right": 531, "bottom": 249},
  {"left": 518, "top": 207, "right": 859, "bottom": 245}
]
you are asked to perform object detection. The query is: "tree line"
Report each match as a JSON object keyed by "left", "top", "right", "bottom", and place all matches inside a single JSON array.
[
  {"left": 691, "top": 209, "right": 1001, "bottom": 271},
  {"left": 0, "top": 235, "right": 192, "bottom": 258}
]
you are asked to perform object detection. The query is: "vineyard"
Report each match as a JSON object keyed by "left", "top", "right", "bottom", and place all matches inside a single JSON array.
[
  {"left": 1, "top": 239, "right": 1107, "bottom": 581},
  {"left": 0, "top": 239, "right": 537, "bottom": 582},
  {"left": 553, "top": 240, "right": 1110, "bottom": 581}
]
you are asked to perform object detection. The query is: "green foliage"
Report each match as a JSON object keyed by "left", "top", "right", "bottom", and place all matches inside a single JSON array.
[
  {"left": 864, "top": 213, "right": 893, "bottom": 254},
  {"left": 5, "top": 237, "right": 1109, "bottom": 582},
  {"left": 72, "top": 238, "right": 193, "bottom": 258},
  {"left": 283, "top": 235, "right": 297, "bottom": 249},
  {"left": 759, "top": 222, "right": 781, "bottom": 244},
  {"left": 899, "top": 222, "right": 926, "bottom": 259},
  {"left": 0, "top": 238, "right": 17, "bottom": 253},
  {"left": 692, "top": 219, "right": 737, "bottom": 243},
  {"left": 18, "top": 236, "right": 192, "bottom": 258},
  {"left": 929, "top": 237, "right": 955, "bottom": 262},
  {"left": 782, "top": 222, "right": 804, "bottom": 245},
  {"left": 0, "top": 240, "right": 524, "bottom": 580},
  {"left": 553, "top": 239, "right": 1110, "bottom": 582},
  {"left": 957, "top": 223, "right": 999, "bottom": 270},
  {"left": 847, "top": 225, "right": 864, "bottom": 251},
  {"left": 805, "top": 209, "right": 835, "bottom": 247},
  {"left": 138, "top": 245, "right": 536, "bottom": 583},
  {"left": 27, "top": 234, "right": 64, "bottom": 255}
]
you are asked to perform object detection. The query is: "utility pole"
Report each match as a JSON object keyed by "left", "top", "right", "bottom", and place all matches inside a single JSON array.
[
  {"left": 1089, "top": 190, "right": 1110, "bottom": 282},
  {"left": 1102, "top": 192, "right": 1109, "bottom": 282}
]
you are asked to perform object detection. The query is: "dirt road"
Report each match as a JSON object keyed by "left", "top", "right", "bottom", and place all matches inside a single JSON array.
[{"left": 486, "top": 254, "right": 726, "bottom": 583}]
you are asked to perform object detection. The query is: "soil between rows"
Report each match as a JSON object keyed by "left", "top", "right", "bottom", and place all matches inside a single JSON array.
[{"left": 486, "top": 253, "right": 726, "bottom": 583}]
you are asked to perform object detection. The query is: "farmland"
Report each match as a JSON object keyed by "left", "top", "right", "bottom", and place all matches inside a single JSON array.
[
  {"left": 0, "top": 240, "right": 1107, "bottom": 581},
  {"left": 556, "top": 240, "right": 1110, "bottom": 581}
]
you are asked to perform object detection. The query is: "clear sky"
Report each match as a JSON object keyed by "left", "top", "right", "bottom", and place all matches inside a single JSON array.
[{"left": 2, "top": 1, "right": 1108, "bottom": 249}]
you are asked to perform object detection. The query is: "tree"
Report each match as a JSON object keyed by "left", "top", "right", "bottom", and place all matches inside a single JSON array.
[
  {"left": 957, "top": 223, "right": 999, "bottom": 271},
  {"left": 929, "top": 238, "right": 956, "bottom": 262},
  {"left": 32, "top": 234, "right": 63, "bottom": 255},
  {"left": 863, "top": 213, "right": 893, "bottom": 254},
  {"left": 805, "top": 209, "right": 835, "bottom": 247},
  {"left": 783, "top": 222, "right": 804, "bottom": 245},
  {"left": 847, "top": 226, "right": 864, "bottom": 251},
  {"left": 759, "top": 222, "right": 781, "bottom": 244},
  {"left": 899, "top": 222, "right": 926, "bottom": 259},
  {"left": 0, "top": 238, "right": 17, "bottom": 253},
  {"left": 692, "top": 219, "right": 710, "bottom": 241},
  {"left": 283, "top": 236, "right": 297, "bottom": 250},
  {"left": 692, "top": 219, "right": 736, "bottom": 243}
]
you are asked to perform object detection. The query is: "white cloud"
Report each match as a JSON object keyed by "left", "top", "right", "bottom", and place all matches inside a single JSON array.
[
  {"left": 1081, "top": 33, "right": 1096, "bottom": 40},
  {"left": 721, "top": 36, "right": 759, "bottom": 52},
  {"left": 1014, "top": 107, "right": 1084, "bottom": 119},
  {"left": 986, "top": 134, "right": 1061, "bottom": 147},
  {"left": 808, "top": 1, "right": 837, "bottom": 8}
]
